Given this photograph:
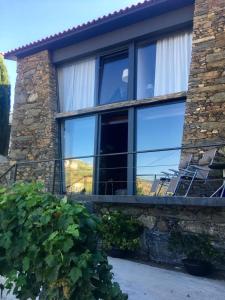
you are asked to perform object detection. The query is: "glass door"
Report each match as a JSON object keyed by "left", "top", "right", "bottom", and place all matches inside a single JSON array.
[{"left": 98, "top": 110, "right": 128, "bottom": 195}]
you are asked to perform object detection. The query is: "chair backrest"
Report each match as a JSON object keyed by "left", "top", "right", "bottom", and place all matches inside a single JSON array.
[
  {"left": 150, "top": 179, "right": 161, "bottom": 194},
  {"left": 179, "top": 153, "right": 193, "bottom": 169},
  {"left": 199, "top": 148, "right": 217, "bottom": 166},
  {"left": 166, "top": 177, "right": 180, "bottom": 195}
]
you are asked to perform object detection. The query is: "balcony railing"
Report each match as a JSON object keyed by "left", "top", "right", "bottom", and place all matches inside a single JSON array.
[{"left": 1, "top": 143, "right": 225, "bottom": 198}]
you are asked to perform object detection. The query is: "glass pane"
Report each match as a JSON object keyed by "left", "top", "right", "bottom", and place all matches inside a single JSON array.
[
  {"left": 137, "top": 102, "right": 185, "bottom": 151},
  {"left": 136, "top": 150, "right": 182, "bottom": 196},
  {"left": 58, "top": 58, "right": 96, "bottom": 112},
  {"left": 63, "top": 116, "right": 95, "bottom": 194},
  {"left": 100, "top": 53, "right": 129, "bottom": 104},
  {"left": 98, "top": 111, "right": 128, "bottom": 195},
  {"left": 154, "top": 32, "right": 192, "bottom": 96},
  {"left": 136, "top": 102, "right": 185, "bottom": 195},
  {"left": 137, "top": 43, "right": 156, "bottom": 99},
  {"left": 64, "top": 116, "right": 95, "bottom": 158},
  {"left": 64, "top": 158, "right": 93, "bottom": 194}
]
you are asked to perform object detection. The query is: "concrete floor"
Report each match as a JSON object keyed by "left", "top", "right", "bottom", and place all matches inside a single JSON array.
[
  {"left": 1, "top": 259, "right": 225, "bottom": 300},
  {"left": 109, "top": 257, "right": 225, "bottom": 300}
]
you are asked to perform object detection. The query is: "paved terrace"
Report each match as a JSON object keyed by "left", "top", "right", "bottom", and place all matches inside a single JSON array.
[
  {"left": 109, "top": 257, "right": 225, "bottom": 300},
  {"left": 1, "top": 258, "right": 225, "bottom": 299}
]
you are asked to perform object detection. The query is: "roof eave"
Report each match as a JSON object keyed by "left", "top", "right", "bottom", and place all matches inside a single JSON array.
[{"left": 4, "top": 0, "right": 194, "bottom": 61}]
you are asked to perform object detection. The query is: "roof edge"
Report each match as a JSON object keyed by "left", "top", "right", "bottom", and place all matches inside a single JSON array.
[{"left": 4, "top": 0, "right": 194, "bottom": 61}]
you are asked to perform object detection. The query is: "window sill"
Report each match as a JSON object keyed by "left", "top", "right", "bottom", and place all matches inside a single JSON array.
[
  {"left": 55, "top": 91, "right": 187, "bottom": 119},
  {"left": 70, "top": 195, "right": 225, "bottom": 207}
]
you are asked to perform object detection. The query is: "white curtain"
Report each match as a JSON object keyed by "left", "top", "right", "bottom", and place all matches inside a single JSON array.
[
  {"left": 58, "top": 58, "right": 96, "bottom": 112},
  {"left": 154, "top": 32, "right": 192, "bottom": 96}
]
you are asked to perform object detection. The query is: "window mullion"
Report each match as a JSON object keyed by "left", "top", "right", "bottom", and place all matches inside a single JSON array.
[
  {"left": 128, "top": 42, "right": 135, "bottom": 101},
  {"left": 128, "top": 107, "right": 135, "bottom": 195},
  {"left": 94, "top": 56, "right": 100, "bottom": 106}
]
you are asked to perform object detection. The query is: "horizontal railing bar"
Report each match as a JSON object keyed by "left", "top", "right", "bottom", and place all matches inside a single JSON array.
[{"left": 14, "top": 142, "right": 225, "bottom": 165}]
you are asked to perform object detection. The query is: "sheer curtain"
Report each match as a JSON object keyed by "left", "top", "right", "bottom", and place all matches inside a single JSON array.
[
  {"left": 154, "top": 32, "right": 192, "bottom": 96},
  {"left": 58, "top": 58, "right": 96, "bottom": 112}
]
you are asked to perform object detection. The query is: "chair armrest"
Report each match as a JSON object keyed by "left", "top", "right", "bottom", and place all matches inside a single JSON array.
[{"left": 188, "top": 164, "right": 208, "bottom": 171}]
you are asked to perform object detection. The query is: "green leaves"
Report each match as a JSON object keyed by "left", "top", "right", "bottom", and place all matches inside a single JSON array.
[
  {"left": 45, "top": 254, "right": 56, "bottom": 267},
  {"left": 22, "top": 257, "right": 30, "bottom": 271},
  {"left": 168, "top": 229, "right": 222, "bottom": 262},
  {"left": 0, "top": 183, "right": 127, "bottom": 300},
  {"left": 65, "top": 224, "right": 79, "bottom": 238},
  {"left": 101, "top": 210, "right": 143, "bottom": 252},
  {"left": 63, "top": 238, "right": 74, "bottom": 253},
  {"left": 69, "top": 267, "right": 82, "bottom": 283}
]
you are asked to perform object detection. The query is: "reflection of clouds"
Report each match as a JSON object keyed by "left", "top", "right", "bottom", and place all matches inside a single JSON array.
[
  {"left": 137, "top": 150, "right": 181, "bottom": 176},
  {"left": 146, "top": 150, "right": 178, "bottom": 166},
  {"left": 141, "top": 109, "right": 183, "bottom": 121}
]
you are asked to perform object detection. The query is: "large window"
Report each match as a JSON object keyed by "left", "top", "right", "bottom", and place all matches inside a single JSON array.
[
  {"left": 99, "top": 51, "right": 129, "bottom": 104},
  {"left": 136, "top": 102, "right": 185, "bottom": 195},
  {"left": 63, "top": 116, "right": 95, "bottom": 194},
  {"left": 58, "top": 29, "right": 191, "bottom": 195},
  {"left": 137, "top": 31, "right": 192, "bottom": 99},
  {"left": 57, "top": 30, "right": 192, "bottom": 113},
  {"left": 61, "top": 101, "right": 186, "bottom": 195},
  {"left": 58, "top": 58, "right": 96, "bottom": 112}
]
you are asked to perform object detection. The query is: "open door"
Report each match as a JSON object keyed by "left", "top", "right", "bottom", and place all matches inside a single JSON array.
[{"left": 98, "top": 110, "right": 128, "bottom": 195}]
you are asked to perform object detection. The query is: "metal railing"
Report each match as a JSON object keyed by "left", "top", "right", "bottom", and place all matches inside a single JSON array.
[{"left": 0, "top": 142, "right": 225, "bottom": 198}]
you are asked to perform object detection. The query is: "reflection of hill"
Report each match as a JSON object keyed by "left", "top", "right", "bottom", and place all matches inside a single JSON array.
[
  {"left": 64, "top": 159, "right": 93, "bottom": 194},
  {"left": 136, "top": 177, "right": 152, "bottom": 195},
  {"left": 137, "top": 177, "right": 168, "bottom": 196}
]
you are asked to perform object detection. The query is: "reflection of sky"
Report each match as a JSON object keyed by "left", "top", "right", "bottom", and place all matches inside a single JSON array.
[
  {"left": 137, "top": 102, "right": 185, "bottom": 150},
  {"left": 136, "top": 102, "right": 185, "bottom": 178},
  {"left": 64, "top": 116, "right": 95, "bottom": 158},
  {"left": 63, "top": 102, "right": 185, "bottom": 180},
  {"left": 137, "top": 150, "right": 181, "bottom": 179}
]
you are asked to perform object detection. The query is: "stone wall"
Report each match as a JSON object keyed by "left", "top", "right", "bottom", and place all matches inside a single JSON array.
[
  {"left": 6, "top": 50, "right": 58, "bottom": 185},
  {"left": 10, "top": 50, "right": 58, "bottom": 161},
  {"left": 183, "top": 0, "right": 225, "bottom": 146},
  {"left": 94, "top": 203, "right": 225, "bottom": 271}
]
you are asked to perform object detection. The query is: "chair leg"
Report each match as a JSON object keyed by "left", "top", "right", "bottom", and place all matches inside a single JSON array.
[
  {"left": 210, "top": 184, "right": 225, "bottom": 198},
  {"left": 184, "top": 171, "right": 197, "bottom": 197},
  {"left": 221, "top": 184, "right": 225, "bottom": 198}
]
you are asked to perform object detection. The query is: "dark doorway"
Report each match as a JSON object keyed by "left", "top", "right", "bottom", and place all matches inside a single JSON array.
[{"left": 99, "top": 110, "right": 128, "bottom": 195}]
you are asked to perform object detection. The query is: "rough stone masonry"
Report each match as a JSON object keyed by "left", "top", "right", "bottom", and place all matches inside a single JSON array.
[
  {"left": 183, "top": 0, "right": 225, "bottom": 146},
  {"left": 10, "top": 50, "right": 58, "bottom": 162},
  {"left": 0, "top": 0, "right": 225, "bottom": 270},
  {"left": 0, "top": 51, "right": 59, "bottom": 183}
]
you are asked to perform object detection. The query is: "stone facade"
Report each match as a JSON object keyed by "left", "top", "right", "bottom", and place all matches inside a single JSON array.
[
  {"left": 95, "top": 203, "right": 225, "bottom": 271},
  {"left": 183, "top": 0, "right": 225, "bottom": 146},
  {"left": 0, "top": 50, "right": 59, "bottom": 186},
  {"left": 0, "top": 0, "right": 224, "bottom": 271},
  {"left": 10, "top": 50, "right": 58, "bottom": 162}
]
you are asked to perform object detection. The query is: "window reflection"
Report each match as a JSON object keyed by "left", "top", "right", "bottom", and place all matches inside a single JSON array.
[
  {"left": 137, "top": 43, "right": 156, "bottom": 99},
  {"left": 99, "top": 52, "right": 129, "bottom": 104},
  {"left": 136, "top": 102, "right": 185, "bottom": 195},
  {"left": 63, "top": 116, "right": 95, "bottom": 194}
]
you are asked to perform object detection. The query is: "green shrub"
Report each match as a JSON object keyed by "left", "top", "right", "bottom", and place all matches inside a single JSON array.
[
  {"left": 101, "top": 210, "right": 143, "bottom": 252},
  {"left": 168, "top": 228, "right": 220, "bottom": 262},
  {"left": 0, "top": 183, "right": 127, "bottom": 300}
]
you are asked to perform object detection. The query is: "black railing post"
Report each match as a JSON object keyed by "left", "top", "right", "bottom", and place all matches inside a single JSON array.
[
  {"left": 52, "top": 160, "right": 57, "bottom": 194},
  {"left": 13, "top": 163, "right": 18, "bottom": 183}
]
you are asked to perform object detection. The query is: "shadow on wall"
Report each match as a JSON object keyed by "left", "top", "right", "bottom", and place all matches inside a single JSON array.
[
  {"left": 0, "top": 84, "right": 10, "bottom": 156},
  {"left": 0, "top": 53, "right": 11, "bottom": 157}
]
